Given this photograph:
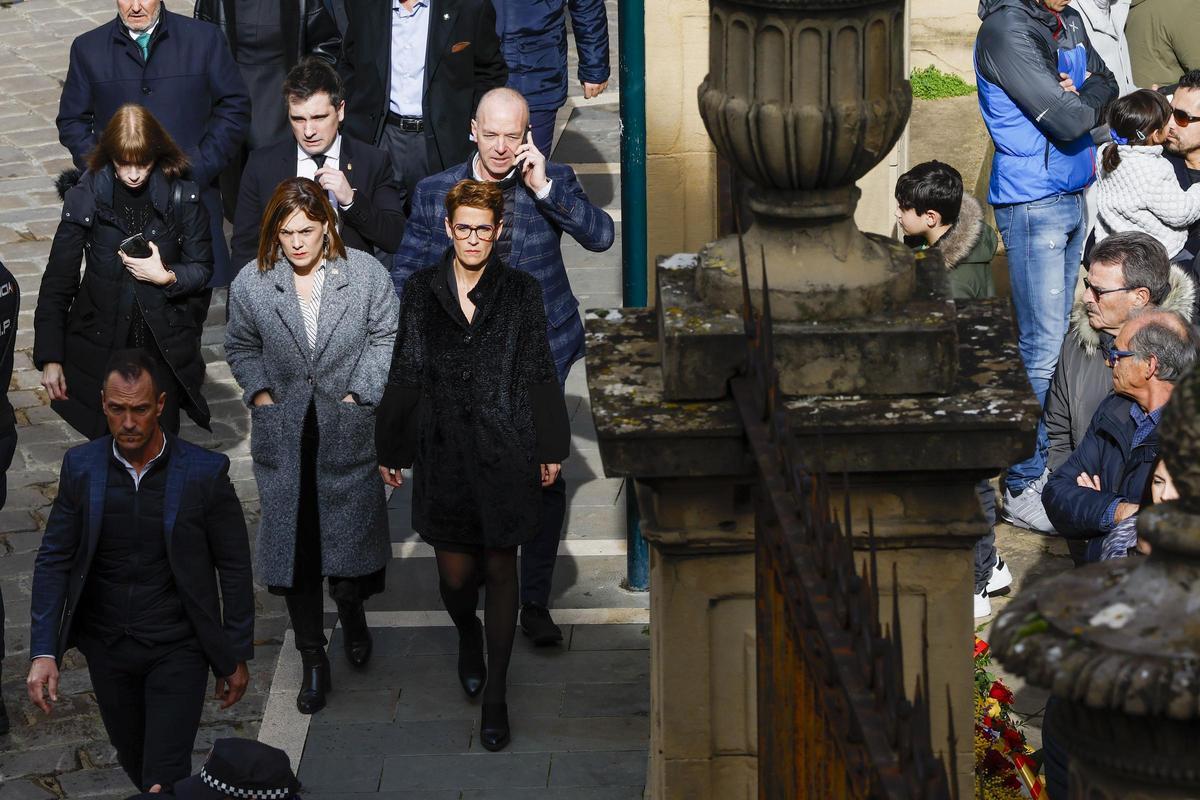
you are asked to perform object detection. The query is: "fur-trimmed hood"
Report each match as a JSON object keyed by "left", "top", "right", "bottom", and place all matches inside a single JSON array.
[
  {"left": 54, "top": 168, "right": 83, "bottom": 200},
  {"left": 1069, "top": 263, "right": 1198, "bottom": 354},
  {"left": 935, "top": 194, "right": 987, "bottom": 269}
]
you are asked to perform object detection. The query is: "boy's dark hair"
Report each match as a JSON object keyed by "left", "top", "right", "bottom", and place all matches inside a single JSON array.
[
  {"left": 1178, "top": 69, "right": 1200, "bottom": 91},
  {"left": 1103, "top": 89, "right": 1172, "bottom": 173},
  {"left": 894, "top": 160, "right": 963, "bottom": 225},
  {"left": 281, "top": 56, "right": 344, "bottom": 109},
  {"left": 103, "top": 348, "right": 161, "bottom": 395}
]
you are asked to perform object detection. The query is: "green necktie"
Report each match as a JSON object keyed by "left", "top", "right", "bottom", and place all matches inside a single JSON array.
[{"left": 136, "top": 32, "right": 150, "bottom": 60}]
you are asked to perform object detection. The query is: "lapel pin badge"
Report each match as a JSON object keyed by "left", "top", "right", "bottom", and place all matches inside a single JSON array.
[{"left": 443, "top": 12, "right": 450, "bottom": 19}]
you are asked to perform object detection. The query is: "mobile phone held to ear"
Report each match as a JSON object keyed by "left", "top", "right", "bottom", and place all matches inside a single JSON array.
[{"left": 119, "top": 233, "right": 152, "bottom": 259}]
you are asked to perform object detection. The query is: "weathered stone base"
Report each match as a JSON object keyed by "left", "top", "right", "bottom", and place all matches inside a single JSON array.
[{"left": 659, "top": 251, "right": 958, "bottom": 399}]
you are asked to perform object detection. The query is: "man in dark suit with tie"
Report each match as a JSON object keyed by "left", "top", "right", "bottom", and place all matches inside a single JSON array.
[
  {"left": 340, "top": 0, "right": 507, "bottom": 203},
  {"left": 25, "top": 349, "right": 254, "bottom": 793},
  {"left": 230, "top": 57, "right": 406, "bottom": 269}
]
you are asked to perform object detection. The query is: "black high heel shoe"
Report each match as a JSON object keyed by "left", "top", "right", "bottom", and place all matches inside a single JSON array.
[
  {"left": 296, "top": 648, "right": 332, "bottom": 714},
  {"left": 480, "top": 702, "right": 510, "bottom": 751},
  {"left": 337, "top": 601, "right": 373, "bottom": 667},
  {"left": 458, "top": 618, "right": 487, "bottom": 698}
]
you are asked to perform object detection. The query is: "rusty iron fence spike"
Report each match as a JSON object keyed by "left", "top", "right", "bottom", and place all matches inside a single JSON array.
[
  {"left": 842, "top": 472, "right": 853, "bottom": 538},
  {"left": 891, "top": 561, "right": 905, "bottom": 693},
  {"left": 945, "top": 684, "right": 960, "bottom": 800},
  {"left": 868, "top": 511, "right": 881, "bottom": 639},
  {"left": 733, "top": 199, "right": 755, "bottom": 342}
]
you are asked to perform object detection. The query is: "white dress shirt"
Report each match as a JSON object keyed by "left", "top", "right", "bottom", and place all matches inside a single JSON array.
[{"left": 389, "top": 0, "right": 430, "bottom": 117}]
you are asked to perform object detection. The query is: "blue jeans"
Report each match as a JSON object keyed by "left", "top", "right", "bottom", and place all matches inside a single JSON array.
[{"left": 994, "top": 192, "right": 1086, "bottom": 492}]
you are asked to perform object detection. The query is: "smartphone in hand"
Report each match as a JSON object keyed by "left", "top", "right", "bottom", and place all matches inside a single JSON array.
[
  {"left": 119, "top": 233, "right": 152, "bottom": 259},
  {"left": 513, "top": 126, "right": 533, "bottom": 172}
]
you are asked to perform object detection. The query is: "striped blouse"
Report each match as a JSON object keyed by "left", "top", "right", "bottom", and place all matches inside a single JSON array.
[{"left": 295, "top": 262, "right": 327, "bottom": 351}]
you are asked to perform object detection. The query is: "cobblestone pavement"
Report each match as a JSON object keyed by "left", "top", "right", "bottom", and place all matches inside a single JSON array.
[{"left": 1, "top": 1, "right": 638, "bottom": 798}]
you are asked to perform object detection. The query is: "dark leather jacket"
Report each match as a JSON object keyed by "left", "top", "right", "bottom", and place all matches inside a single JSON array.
[{"left": 193, "top": 0, "right": 341, "bottom": 67}]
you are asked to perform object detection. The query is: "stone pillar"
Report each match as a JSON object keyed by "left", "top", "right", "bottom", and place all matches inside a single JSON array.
[
  {"left": 636, "top": 478, "right": 758, "bottom": 800},
  {"left": 586, "top": 0, "right": 1038, "bottom": 796},
  {"left": 991, "top": 366, "right": 1200, "bottom": 798}
]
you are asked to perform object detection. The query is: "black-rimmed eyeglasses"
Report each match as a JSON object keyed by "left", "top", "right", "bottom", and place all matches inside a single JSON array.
[{"left": 450, "top": 224, "right": 497, "bottom": 242}]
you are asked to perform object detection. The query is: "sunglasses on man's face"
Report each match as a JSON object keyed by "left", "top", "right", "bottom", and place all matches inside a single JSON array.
[
  {"left": 1083, "top": 277, "right": 1135, "bottom": 298},
  {"left": 1102, "top": 347, "right": 1137, "bottom": 367},
  {"left": 1172, "top": 108, "right": 1200, "bottom": 127}
]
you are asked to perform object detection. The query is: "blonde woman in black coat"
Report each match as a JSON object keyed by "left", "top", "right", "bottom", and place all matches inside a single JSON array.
[{"left": 375, "top": 179, "right": 570, "bottom": 751}]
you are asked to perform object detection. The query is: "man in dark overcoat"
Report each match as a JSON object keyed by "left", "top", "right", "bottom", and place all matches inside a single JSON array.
[
  {"left": 0, "top": 258, "right": 18, "bottom": 736},
  {"left": 391, "top": 87, "right": 614, "bottom": 645},
  {"left": 339, "top": 0, "right": 507, "bottom": 203},
  {"left": 56, "top": 0, "right": 250, "bottom": 287},
  {"left": 496, "top": 0, "right": 610, "bottom": 158},
  {"left": 26, "top": 350, "right": 254, "bottom": 793}
]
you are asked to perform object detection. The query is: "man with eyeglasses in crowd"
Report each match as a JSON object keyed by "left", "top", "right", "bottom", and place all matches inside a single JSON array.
[
  {"left": 1042, "top": 308, "right": 1198, "bottom": 564},
  {"left": 1033, "top": 232, "right": 1194, "bottom": 558},
  {"left": 1163, "top": 70, "right": 1200, "bottom": 311}
]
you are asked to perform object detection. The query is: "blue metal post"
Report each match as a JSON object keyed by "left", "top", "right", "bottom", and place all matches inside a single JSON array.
[{"left": 619, "top": 0, "right": 649, "bottom": 591}]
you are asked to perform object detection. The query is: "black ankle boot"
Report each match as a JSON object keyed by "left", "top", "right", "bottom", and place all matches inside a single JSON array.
[
  {"left": 480, "top": 702, "right": 510, "bottom": 751},
  {"left": 297, "top": 648, "right": 331, "bottom": 714},
  {"left": 458, "top": 618, "right": 487, "bottom": 698},
  {"left": 337, "top": 601, "right": 373, "bottom": 668}
]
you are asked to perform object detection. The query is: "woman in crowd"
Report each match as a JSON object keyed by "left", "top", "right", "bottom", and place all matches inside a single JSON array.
[
  {"left": 226, "top": 177, "right": 397, "bottom": 715},
  {"left": 375, "top": 179, "right": 570, "bottom": 751},
  {"left": 1099, "top": 454, "right": 1180, "bottom": 559},
  {"left": 34, "top": 104, "right": 213, "bottom": 438}
]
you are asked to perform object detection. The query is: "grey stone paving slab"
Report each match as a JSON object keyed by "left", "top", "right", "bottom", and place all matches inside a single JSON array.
[
  {"left": 0, "top": 744, "right": 79, "bottom": 780},
  {"left": 560, "top": 683, "right": 649, "bottom": 719},
  {"left": 461, "top": 789, "right": 642, "bottom": 800},
  {"left": 306, "top": 688, "right": 401, "bottom": 726},
  {"left": 378, "top": 753, "right": 551, "bottom": 792},
  {"left": 297, "top": 754, "right": 384, "bottom": 793},
  {"left": 568, "top": 624, "right": 650, "bottom": 652},
  {"left": 0, "top": 778, "right": 58, "bottom": 800},
  {"left": 390, "top": 684, "right": 564, "bottom": 723},
  {"left": 547, "top": 750, "right": 648, "bottom": 788},
  {"left": 302, "top": 720, "right": 473, "bottom": 758},
  {"left": 306, "top": 794, "right": 460, "bottom": 800},
  {"left": 466, "top": 716, "right": 647, "bottom": 754},
  {"left": 55, "top": 767, "right": 135, "bottom": 799}
]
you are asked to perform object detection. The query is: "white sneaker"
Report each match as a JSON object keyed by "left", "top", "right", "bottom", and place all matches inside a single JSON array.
[
  {"left": 986, "top": 556, "right": 1013, "bottom": 595},
  {"left": 974, "top": 588, "right": 992, "bottom": 619}
]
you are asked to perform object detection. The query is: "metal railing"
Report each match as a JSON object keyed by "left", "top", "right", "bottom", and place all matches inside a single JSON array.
[{"left": 731, "top": 223, "right": 956, "bottom": 799}]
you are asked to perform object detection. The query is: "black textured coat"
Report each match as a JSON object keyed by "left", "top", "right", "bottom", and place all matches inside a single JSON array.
[
  {"left": 34, "top": 167, "right": 213, "bottom": 437},
  {"left": 375, "top": 253, "right": 569, "bottom": 549}
]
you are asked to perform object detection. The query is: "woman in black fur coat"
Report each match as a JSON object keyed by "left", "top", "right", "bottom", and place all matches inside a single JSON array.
[
  {"left": 34, "top": 104, "right": 213, "bottom": 438},
  {"left": 375, "top": 179, "right": 570, "bottom": 752}
]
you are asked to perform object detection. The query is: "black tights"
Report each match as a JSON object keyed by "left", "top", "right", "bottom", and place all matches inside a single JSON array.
[{"left": 436, "top": 547, "right": 519, "bottom": 704}]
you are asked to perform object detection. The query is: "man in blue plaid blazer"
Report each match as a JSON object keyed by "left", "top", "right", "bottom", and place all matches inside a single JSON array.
[{"left": 391, "top": 87, "right": 614, "bottom": 643}]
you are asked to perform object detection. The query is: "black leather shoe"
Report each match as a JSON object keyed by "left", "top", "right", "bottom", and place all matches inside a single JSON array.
[
  {"left": 480, "top": 702, "right": 510, "bottom": 751},
  {"left": 297, "top": 648, "right": 331, "bottom": 715},
  {"left": 458, "top": 618, "right": 487, "bottom": 698},
  {"left": 337, "top": 601, "right": 373, "bottom": 668},
  {"left": 520, "top": 603, "right": 563, "bottom": 646}
]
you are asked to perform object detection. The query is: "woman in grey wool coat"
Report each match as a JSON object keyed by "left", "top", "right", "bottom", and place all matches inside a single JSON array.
[{"left": 225, "top": 177, "right": 398, "bottom": 715}]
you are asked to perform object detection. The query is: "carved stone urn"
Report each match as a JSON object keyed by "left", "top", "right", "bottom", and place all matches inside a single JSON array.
[{"left": 696, "top": 0, "right": 912, "bottom": 321}]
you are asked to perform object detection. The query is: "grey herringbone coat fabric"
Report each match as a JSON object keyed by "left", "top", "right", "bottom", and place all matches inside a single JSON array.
[{"left": 225, "top": 247, "right": 399, "bottom": 588}]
